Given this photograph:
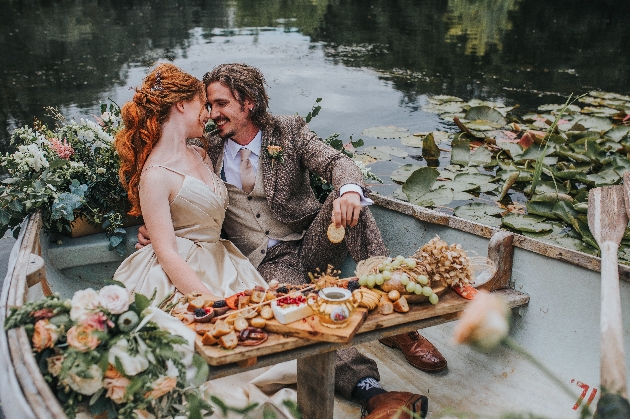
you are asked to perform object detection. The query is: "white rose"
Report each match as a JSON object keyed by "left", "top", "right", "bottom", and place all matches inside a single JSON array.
[
  {"left": 70, "top": 288, "right": 99, "bottom": 322},
  {"left": 98, "top": 285, "right": 130, "bottom": 314},
  {"left": 64, "top": 364, "right": 103, "bottom": 395},
  {"left": 108, "top": 338, "right": 149, "bottom": 376}
]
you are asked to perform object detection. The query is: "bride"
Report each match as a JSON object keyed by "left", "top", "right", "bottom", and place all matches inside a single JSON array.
[{"left": 113, "top": 63, "right": 268, "bottom": 304}]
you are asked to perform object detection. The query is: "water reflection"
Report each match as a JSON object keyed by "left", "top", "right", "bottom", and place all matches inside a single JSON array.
[
  {"left": 445, "top": 0, "right": 521, "bottom": 56},
  {"left": 1, "top": 0, "right": 629, "bottom": 151}
]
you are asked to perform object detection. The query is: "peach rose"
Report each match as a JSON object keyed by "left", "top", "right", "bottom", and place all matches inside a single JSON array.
[
  {"left": 103, "top": 376, "right": 130, "bottom": 404},
  {"left": 47, "top": 355, "right": 64, "bottom": 377},
  {"left": 104, "top": 364, "right": 124, "bottom": 379},
  {"left": 453, "top": 290, "right": 510, "bottom": 350},
  {"left": 145, "top": 376, "right": 178, "bottom": 399},
  {"left": 32, "top": 319, "right": 59, "bottom": 352},
  {"left": 66, "top": 324, "right": 100, "bottom": 352}
]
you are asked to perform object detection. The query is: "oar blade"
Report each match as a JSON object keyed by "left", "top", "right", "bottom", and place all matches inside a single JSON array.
[{"left": 588, "top": 185, "right": 628, "bottom": 246}]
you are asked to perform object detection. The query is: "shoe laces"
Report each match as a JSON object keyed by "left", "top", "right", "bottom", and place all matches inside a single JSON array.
[{"left": 360, "top": 402, "right": 368, "bottom": 418}]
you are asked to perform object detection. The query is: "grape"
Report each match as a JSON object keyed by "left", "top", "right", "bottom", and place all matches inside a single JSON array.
[
  {"left": 382, "top": 270, "right": 392, "bottom": 280},
  {"left": 359, "top": 275, "right": 368, "bottom": 286},
  {"left": 367, "top": 275, "right": 376, "bottom": 288},
  {"left": 417, "top": 275, "right": 429, "bottom": 285},
  {"left": 375, "top": 274, "right": 385, "bottom": 286},
  {"left": 347, "top": 281, "right": 361, "bottom": 292},
  {"left": 391, "top": 260, "right": 401, "bottom": 268},
  {"left": 404, "top": 258, "right": 417, "bottom": 269},
  {"left": 377, "top": 263, "right": 384, "bottom": 272},
  {"left": 429, "top": 293, "right": 439, "bottom": 305},
  {"left": 395, "top": 255, "right": 405, "bottom": 261},
  {"left": 400, "top": 274, "right": 409, "bottom": 286},
  {"left": 213, "top": 300, "right": 227, "bottom": 308},
  {"left": 413, "top": 284, "right": 423, "bottom": 295},
  {"left": 422, "top": 286, "right": 433, "bottom": 296},
  {"left": 406, "top": 281, "right": 417, "bottom": 293}
]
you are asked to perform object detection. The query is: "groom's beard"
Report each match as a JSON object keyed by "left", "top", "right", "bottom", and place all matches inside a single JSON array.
[{"left": 214, "top": 118, "right": 235, "bottom": 139}]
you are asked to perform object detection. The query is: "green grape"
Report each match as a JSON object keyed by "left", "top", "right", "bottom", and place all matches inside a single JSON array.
[
  {"left": 406, "top": 281, "right": 416, "bottom": 293},
  {"left": 359, "top": 275, "right": 368, "bottom": 286},
  {"left": 375, "top": 274, "right": 384, "bottom": 286},
  {"left": 422, "top": 286, "right": 433, "bottom": 297},
  {"left": 400, "top": 274, "right": 409, "bottom": 286},
  {"left": 413, "top": 284, "right": 423, "bottom": 295},
  {"left": 377, "top": 263, "right": 384, "bottom": 272},
  {"left": 382, "top": 270, "right": 392, "bottom": 280},
  {"left": 417, "top": 275, "right": 429, "bottom": 285},
  {"left": 391, "top": 260, "right": 401, "bottom": 268},
  {"left": 367, "top": 275, "right": 376, "bottom": 288},
  {"left": 429, "top": 293, "right": 439, "bottom": 305},
  {"left": 395, "top": 255, "right": 405, "bottom": 261},
  {"left": 404, "top": 258, "right": 417, "bottom": 269}
]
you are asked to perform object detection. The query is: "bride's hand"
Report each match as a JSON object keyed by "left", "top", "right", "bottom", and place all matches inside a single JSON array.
[{"left": 135, "top": 225, "right": 152, "bottom": 250}]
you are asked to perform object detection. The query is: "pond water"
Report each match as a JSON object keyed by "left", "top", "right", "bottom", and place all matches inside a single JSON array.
[{"left": 2, "top": 0, "right": 629, "bottom": 243}]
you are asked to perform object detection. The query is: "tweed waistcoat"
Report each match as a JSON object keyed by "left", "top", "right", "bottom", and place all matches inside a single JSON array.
[{"left": 222, "top": 162, "right": 304, "bottom": 268}]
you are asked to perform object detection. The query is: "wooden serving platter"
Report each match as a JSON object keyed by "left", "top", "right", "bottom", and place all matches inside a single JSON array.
[{"left": 264, "top": 307, "right": 368, "bottom": 343}]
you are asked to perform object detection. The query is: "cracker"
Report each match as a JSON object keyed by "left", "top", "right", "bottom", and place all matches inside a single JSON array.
[{"left": 327, "top": 223, "right": 345, "bottom": 243}]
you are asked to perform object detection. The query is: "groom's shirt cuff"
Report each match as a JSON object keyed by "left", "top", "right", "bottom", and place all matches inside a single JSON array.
[{"left": 340, "top": 184, "right": 373, "bottom": 206}]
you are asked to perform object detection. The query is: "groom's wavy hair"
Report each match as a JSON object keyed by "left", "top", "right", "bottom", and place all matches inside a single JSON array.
[
  {"left": 203, "top": 63, "right": 271, "bottom": 129},
  {"left": 115, "top": 63, "right": 204, "bottom": 216}
]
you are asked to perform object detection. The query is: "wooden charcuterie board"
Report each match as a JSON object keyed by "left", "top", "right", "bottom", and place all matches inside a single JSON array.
[{"left": 264, "top": 307, "right": 368, "bottom": 343}]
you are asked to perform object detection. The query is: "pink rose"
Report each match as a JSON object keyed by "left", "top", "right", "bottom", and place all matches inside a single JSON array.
[
  {"left": 104, "top": 376, "right": 130, "bottom": 404},
  {"left": 66, "top": 324, "right": 100, "bottom": 352},
  {"left": 453, "top": 290, "right": 510, "bottom": 350},
  {"left": 85, "top": 312, "right": 112, "bottom": 331},
  {"left": 98, "top": 285, "right": 131, "bottom": 314},
  {"left": 70, "top": 288, "right": 99, "bottom": 322}
]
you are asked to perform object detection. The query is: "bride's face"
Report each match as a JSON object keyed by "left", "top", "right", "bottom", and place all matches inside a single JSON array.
[{"left": 184, "top": 95, "right": 210, "bottom": 138}]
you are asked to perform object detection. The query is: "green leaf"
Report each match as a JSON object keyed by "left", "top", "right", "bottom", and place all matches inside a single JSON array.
[
  {"left": 453, "top": 203, "right": 503, "bottom": 227},
  {"left": 192, "top": 353, "right": 210, "bottom": 387},
  {"left": 422, "top": 133, "right": 440, "bottom": 161},
  {"left": 401, "top": 167, "right": 439, "bottom": 205},
  {"left": 464, "top": 106, "right": 506, "bottom": 125},
  {"left": 362, "top": 126, "right": 410, "bottom": 139},
  {"left": 390, "top": 164, "right": 423, "bottom": 183},
  {"left": 450, "top": 137, "right": 470, "bottom": 166},
  {"left": 502, "top": 214, "right": 552, "bottom": 233},
  {"left": 134, "top": 293, "right": 150, "bottom": 314},
  {"left": 469, "top": 145, "right": 493, "bottom": 166}
]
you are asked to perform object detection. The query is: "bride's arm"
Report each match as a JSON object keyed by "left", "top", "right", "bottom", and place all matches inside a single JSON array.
[{"left": 139, "top": 169, "right": 222, "bottom": 299}]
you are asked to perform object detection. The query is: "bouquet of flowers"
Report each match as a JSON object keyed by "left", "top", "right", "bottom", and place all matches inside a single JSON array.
[
  {"left": 4, "top": 284, "right": 212, "bottom": 419},
  {"left": 0, "top": 104, "right": 132, "bottom": 254}
]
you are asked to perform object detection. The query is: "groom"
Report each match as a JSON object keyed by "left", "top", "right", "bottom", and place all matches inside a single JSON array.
[{"left": 139, "top": 63, "right": 440, "bottom": 418}]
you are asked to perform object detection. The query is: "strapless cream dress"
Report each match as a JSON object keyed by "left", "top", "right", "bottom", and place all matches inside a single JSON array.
[{"left": 113, "top": 165, "right": 268, "bottom": 304}]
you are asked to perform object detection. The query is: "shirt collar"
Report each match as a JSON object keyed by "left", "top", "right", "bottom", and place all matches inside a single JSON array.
[{"left": 226, "top": 131, "right": 262, "bottom": 159}]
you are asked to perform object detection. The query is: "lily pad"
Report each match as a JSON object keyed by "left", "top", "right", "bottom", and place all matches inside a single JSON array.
[
  {"left": 464, "top": 106, "right": 507, "bottom": 126},
  {"left": 538, "top": 104, "right": 581, "bottom": 113},
  {"left": 362, "top": 126, "right": 410, "bottom": 139},
  {"left": 429, "top": 95, "right": 464, "bottom": 103},
  {"left": 451, "top": 137, "right": 470, "bottom": 166},
  {"left": 453, "top": 203, "right": 503, "bottom": 227},
  {"left": 469, "top": 146, "right": 494, "bottom": 166},
  {"left": 353, "top": 154, "right": 377, "bottom": 164},
  {"left": 402, "top": 167, "right": 440, "bottom": 204},
  {"left": 466, "top": 121, "right": 503, "bottom": 131},
  {"left": 502, "top": 214, "right": 552, "bottom": 233},
  {"left": 424, "top": 102, "right": 467, "bottom": 115},
  {"left": 604, "top": 126, "right": 630, "bottom": 142},
  {"left": 360, "top": 147, "right": 392, "bottom": 161},
  {"left": 573, "top": 115, "right": 614, "bottom": 132},
  {"left": 400, "top": 136, "right": 424, "bottom": 148},
  {"left": 390, "top": 164, "right": 423, "bottom": 183},
  {"left": 373, "top": 146, "right": 409, "bottom": 158},
  {"left": 414, "top": 188, "right": 455, "bottom": 207}
]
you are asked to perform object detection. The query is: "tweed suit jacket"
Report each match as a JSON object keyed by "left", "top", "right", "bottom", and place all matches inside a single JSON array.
[{"left": 205, "top": 115, "right": 366, "bottom": 233}]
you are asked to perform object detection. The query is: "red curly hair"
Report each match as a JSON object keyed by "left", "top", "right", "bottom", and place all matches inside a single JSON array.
[{"left": 115, "top": 63, "right": 204, "bottom": 216}]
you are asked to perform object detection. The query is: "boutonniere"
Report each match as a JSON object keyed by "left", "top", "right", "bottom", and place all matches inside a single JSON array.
[{"left": 265, "top": 144, "right": 284, "bottom": 167}]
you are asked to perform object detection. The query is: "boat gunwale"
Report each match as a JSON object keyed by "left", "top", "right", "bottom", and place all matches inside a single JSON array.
[{"left": 372, "top": 194, "right": 629, "bottom": 282}]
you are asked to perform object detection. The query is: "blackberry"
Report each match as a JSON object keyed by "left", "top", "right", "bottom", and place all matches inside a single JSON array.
[
  {"left": 276, "top": 286, "right": 289, "bottom": 294},
  {"left": 213, "top": 300, "right": 227, "bottom": 308},
  {"left": 194, "top": 308, "right": 206, "bottom": 317},
  {"left": 347, "top": 280, "right": 361, "bottom": 292}
]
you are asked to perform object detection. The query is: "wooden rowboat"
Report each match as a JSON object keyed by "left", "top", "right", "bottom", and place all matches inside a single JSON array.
[{"left": 2, "top": 194, "right": 629, "bottom": 418}]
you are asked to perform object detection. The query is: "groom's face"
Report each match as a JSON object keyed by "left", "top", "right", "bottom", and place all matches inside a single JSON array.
[{"left": 206, "top": 82, "right": 256, "bottom": 144}]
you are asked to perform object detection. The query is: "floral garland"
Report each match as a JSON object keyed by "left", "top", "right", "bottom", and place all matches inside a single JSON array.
[
  {"left": 1, "top": 104, "right": 131, "bottom": 254},
  {"left": 4, "top": 284, "right": 212, "bottom": 419}
]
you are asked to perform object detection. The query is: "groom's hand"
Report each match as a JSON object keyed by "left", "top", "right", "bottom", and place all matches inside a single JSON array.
[
  {"left": 135, "top": 225, "right": 152, "bottom": 250},
  {"left": 332, "top": 191, "right": 361, "bottom": 228}
]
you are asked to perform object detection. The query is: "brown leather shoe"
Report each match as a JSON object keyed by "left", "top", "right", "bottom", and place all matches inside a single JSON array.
[
  {"left": 364, "top": 391, "right": 428, "bottom": 419},
  {"left": 379, "top": 331, "right": 447, "bottom": 372}
]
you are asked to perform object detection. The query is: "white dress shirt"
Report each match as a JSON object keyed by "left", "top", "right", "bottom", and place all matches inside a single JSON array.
[{"left": 222, "top": 130, "right": 372, "bottom": 247}]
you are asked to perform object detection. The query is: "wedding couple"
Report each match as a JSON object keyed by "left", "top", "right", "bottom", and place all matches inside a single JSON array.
[{"left": 113, "top": 63, "right": 445, "bottom": 418}]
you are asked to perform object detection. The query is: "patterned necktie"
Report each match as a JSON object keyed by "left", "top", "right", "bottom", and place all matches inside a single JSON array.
[{"left": 239, "top": 148, "right": 255, "bottom": 194}]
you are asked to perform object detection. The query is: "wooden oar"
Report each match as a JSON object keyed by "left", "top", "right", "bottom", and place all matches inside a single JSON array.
[{"left": 588, "top": 184, "right": 629, "bottom": 398}]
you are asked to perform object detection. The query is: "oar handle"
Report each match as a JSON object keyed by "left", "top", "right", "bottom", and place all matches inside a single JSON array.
[{"left": 600, "top": 241, "right": 628, "bottom": 397}]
